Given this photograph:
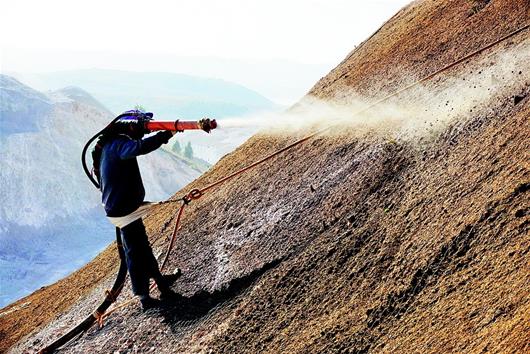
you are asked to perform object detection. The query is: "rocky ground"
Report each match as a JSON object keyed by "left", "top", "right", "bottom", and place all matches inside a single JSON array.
[{"left": 2, "top": 0, "right": 529, "bottom": 353}]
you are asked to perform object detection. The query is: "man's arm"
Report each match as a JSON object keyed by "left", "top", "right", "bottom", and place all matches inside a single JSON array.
[{"left": 114, "top": 131, "right": 174, "bottom": 159}]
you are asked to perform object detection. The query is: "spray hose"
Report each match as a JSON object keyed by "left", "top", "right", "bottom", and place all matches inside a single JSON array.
[{"left": 39, "top": 22, "right": 529, "bottom": 353}]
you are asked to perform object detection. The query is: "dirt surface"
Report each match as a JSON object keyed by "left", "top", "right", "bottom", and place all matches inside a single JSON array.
[
  {"left": 0, "top": 241, "right": 120, "bottom": 352},
  {"left": 2, "top": 0, "right": 529, "bottom": 353}
]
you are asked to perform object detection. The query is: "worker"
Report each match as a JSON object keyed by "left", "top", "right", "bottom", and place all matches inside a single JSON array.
[{"left": 95, "top": 110, "right": 182, "bottom": 311}]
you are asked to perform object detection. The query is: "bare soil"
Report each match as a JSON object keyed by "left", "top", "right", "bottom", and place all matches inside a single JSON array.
[{"left": 2, "top": 0, "right": 529, "bottom": 353}]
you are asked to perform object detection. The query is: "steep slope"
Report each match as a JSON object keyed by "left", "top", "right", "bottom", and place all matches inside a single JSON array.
[{"left": 3, "top": 0, "right": 529, "bottom": 352}]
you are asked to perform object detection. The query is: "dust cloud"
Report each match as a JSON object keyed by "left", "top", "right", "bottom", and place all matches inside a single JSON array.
[{"left": 218, "top": 38, "right": 529, "bottom": 144}]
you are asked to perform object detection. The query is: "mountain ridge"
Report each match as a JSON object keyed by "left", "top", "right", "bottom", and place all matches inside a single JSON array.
[
  {"left": 53, "top": 85, "right": 114, "bottom": 116},
  {"left": 12, "top": 68, "right": 280, "bottom": 119},
  {"left": 0, "top": 75, "right": 53, "bottom": 134}
]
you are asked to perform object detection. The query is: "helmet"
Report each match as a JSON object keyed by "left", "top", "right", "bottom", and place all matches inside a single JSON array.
[{"left": 114, "top": 109, "right": 154, "bottom": 139}]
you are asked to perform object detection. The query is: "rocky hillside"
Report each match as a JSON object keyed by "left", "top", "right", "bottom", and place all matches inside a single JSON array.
[
  {"left": 0, "top": 75, "right": 52, "bottom": 134},
  {"left": 3, "top": 0, "right": 529, "bottom": 352}
]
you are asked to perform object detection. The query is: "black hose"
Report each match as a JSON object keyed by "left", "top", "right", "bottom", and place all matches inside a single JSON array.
[
  {"left": 39, "top": 228, "right": 128, "bottom": 354},
  {"left": 39, "top": 113, "right": 132, "bottom": 353},
  {"left": 81, "top": 114, "right": 129, "bottom": 189}
]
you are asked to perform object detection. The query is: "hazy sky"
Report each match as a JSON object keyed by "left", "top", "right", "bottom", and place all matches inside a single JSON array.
[{"left": 1, "top": 0, "right": 410, "bottom": 103}]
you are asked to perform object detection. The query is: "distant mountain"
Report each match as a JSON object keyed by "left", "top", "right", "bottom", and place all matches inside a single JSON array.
[
  {"left": 12, "top": 70, "right": 275, "bottom": 164},
  {"left": 14, "top": 69, "right": 280, "bottom": 119},
  {"left": 55, "top": 86, "right": 113, "bottom": 116},
  {"left": 0, "top": 75, "right": 206, "bottom": 307},
  {"left": 0, "top": 75, "right": 52, "bottom": 134}
]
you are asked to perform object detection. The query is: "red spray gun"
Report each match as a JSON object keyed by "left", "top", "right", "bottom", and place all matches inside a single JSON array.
[
  {"left": 105, "top": 113, "right": 217, "bottom": 140},
  {"left": 82, "top": 110, "right": 217, "bottom": 188},
  {"left": 112, "top": 111, "right": 217, "bottom": 134},
  {"left": 145, "top": 118, "right": 217, "bottom": 133}
]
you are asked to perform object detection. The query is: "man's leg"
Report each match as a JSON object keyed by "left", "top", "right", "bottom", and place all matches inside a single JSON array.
[
  {"left": 120, "top": 219, "right": 154, "bottom": 297},
  {"left": 122, "top": 218, "right": 181, "bottom": 309},
  {"left": 122, "top": 219, "right": 175, "bottom": 293},
  {"left": 131, "top": 219, "right": 168, "bottom": 284}
]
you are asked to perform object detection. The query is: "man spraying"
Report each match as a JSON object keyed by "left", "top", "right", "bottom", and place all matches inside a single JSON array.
[{"left": 92, "top": 110, "right": 215, "bottom": 311}]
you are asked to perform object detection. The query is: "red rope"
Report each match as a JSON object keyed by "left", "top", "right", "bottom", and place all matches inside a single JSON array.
[
  {"left": 102, "top": 21, "right": 530, "bottom": 325},
  {"left": 160, "top": 203, "right": 186, "bottom": 272},
  {"left": 158, "top": 22, "right": 530, "bottom": 275}
]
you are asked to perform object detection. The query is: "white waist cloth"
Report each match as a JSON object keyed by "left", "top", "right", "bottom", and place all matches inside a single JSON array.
[{"left": 106, "top": 202, "right": 160, "bottom": 228}]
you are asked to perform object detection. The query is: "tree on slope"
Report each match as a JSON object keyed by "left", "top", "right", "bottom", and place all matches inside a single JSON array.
[{"left": 184, "top": 142, "right": 193, "bottom": 159}]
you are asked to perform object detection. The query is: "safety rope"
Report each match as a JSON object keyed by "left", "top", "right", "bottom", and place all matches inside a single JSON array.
[
  {"left": 99, "top": 21, "right": 530, "bottom": 323},
  {"left": 95, "top": 202, "right": 187, "bottom": 321},
  {"left": 38, "top": 22, "right": 528, "bottom": 353}
]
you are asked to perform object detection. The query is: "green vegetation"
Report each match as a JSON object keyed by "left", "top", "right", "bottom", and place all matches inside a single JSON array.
[
  {"left": 165, "top": 140, "right": 210, "bottom": 173},
  {"left": 184, "top": 142, "right": 194, "bottom": 159},
  {"left": 171, "top": 140, "right": 181, "bottom": 155}
]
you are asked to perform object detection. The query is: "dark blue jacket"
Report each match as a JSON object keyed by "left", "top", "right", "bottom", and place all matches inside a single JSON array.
[{"left": 100, "top": 131, "right": 173, "bottom": 217}]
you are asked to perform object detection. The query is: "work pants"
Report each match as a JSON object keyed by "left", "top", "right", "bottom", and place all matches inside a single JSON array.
[{"left": 120, "top": 218, "right": 163, "bottom": 296}]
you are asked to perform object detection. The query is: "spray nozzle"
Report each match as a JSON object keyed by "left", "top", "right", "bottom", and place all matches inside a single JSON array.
[{"left": 197, "top": 118, "right": 217, "bottom": 133}]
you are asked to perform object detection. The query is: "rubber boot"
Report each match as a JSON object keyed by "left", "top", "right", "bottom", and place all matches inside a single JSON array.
[{"left": 139, "top": 295, "right": 162, "bottom": 311}]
